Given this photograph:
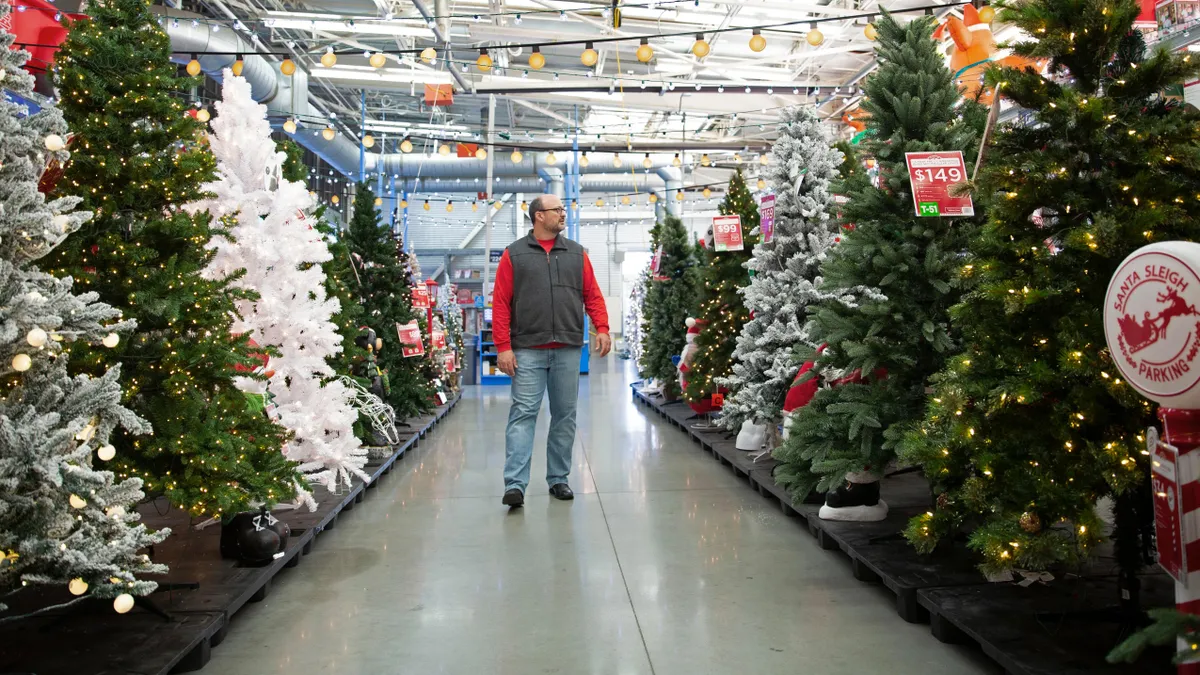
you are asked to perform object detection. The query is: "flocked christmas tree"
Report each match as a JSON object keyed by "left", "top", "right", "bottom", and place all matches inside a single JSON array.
[
  {"left": 343, "top": 183, "right": 432, "bottom": 420},
  {"left": 773, "top": 11, "right": 985, "bottom": 516},
  {"left": 638, "top": 214, "right": 698, "bottom": 397},
  {"left": 901, "top": 0, "right": 1200, "bottom": 579},
  {"left": 683, "top": 171, "right": 759, "bottom": 408},
  {"left": 719, "top": 107, "right": 846, "bottom": 432},
  {"left": 0, "top": 15, "right": 169, "bottom": 618},
  {"left": 41, "top": 0, "right": 298, "bottom": 518},
  {"left": 190, "top": 74, "right": 368, "bottom": 505}
]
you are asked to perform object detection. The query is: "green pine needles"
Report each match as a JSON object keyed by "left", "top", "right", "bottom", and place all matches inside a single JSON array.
[
  {"left": 343, "top": 182, "right": 432, "bottom": 420},
  {"left": 42, "top": 0, "right": 299, "bottom": 518},
  {"left": 773, "top": 11, "right": 986, "bottom": 499},
  {"left": 684, "top": 170, "right": 759, "bottom": 405},
  {"left": 639, "top": 214, "right": 699, "bottom": 397},
  {"left": 901, "top": 0, "right": 1200, "bottom": 575}
]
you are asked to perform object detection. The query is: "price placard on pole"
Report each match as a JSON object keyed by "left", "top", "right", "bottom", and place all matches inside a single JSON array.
[
  {"left": 759, "top": 195, "right": 776, "bottom": 244},
  {"left": 712, "top": 215, "right": 744, "bottom": 252},
  {"left": 1150, "top": 429, "right": 1188, "bottom": 585},
  {"left": 411, "top": 285, "right": 431, "bottom": 309},
  {"left": 396, "top": 321, "right": 425, "bottom": 358},
  {"left": 904, "top": 151, "right": 974, "bottom": 217},
  {"left": 432, "top": 329, "right": 447, "bottom": 350}
]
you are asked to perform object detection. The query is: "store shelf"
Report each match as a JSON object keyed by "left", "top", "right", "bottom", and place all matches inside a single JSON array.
[{"left": 481, "top": 374, "right": 511, "bottom": 384}]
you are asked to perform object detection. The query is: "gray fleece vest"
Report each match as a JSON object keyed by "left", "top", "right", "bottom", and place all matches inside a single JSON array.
[{"left": 506, "top": 232, "right": 586, "bottom": 348}]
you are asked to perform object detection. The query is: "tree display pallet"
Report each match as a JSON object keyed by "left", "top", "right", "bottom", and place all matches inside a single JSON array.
[
  {"left": 0, "top": 395, "right": 460, "bottom": 675},
  {"left": 630, "top": 382, "right": 1171, "bottom": 674}
]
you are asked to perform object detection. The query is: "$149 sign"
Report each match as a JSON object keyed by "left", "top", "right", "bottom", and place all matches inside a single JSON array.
[{"left": 904, "top": 151, "right": 974, "bottom": 218}]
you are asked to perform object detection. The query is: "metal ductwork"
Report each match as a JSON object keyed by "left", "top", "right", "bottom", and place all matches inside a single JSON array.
[
  {"left": 368, "top": 152, "right": 694, "bottom": 178},
  {"left": 162, "top": 10, "right": 364, "bottom": 176},
  {"left": 381, "top": 174, "right": 669, "bottom": 194}
]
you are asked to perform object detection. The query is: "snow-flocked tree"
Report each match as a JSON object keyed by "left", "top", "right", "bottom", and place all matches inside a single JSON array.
[
  {"left": 0, "top": 14, "right": 167, "bottom": 619},
  {"left": 718, "top": 107, "right": 845, "bottom": 432},
  {"left": 191, "top": 73, "right": 368, "bottom": 506}
]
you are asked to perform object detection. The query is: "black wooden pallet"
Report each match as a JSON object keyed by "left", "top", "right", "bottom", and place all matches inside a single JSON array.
[
  {"left": 629, "top": 382, "right": 1171, "bottom": 674},
  {"left": 0, "top": 395, "right": 461, "bottom": 675}
]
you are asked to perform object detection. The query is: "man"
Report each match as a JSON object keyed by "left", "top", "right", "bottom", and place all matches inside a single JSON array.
[{"left": 492, "top": 194, "right": 611, "bottom": 508}]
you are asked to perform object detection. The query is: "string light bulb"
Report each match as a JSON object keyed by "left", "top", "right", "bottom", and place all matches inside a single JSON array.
[
  {"left": 749, "top": 29, "right": 767, "bottom": 52},
  {"left": 520, "top": 200, "right": 528, "bottom": 211},
  {"left": 400, "top": 137, "right": 414, "bottom": 153},
  {"left": 472, "top": 201, "right": 479, "bottom": 212},
  {"left": 232, "top": 54, "right": 245, "bottom": 76},
  {"left": 701, "top": 153, "right": 711, "bottom": 166},
  {"left": 475, "top": 147, "right": 488, "bottom": 160},
  {"left": 595, "top": 197, "right": 604, "bottom": 207},
  {"left": 186, "top": 54, "right": 201, "bottom": 76},
  {"left": 446, "top": 201, "right": 454, "bottom": 212},
  {"left": 529, "top": 46, "right": 545, "bottom": 70},
  {"left": 476, "top": 49, "right": 493, "bottom": 72},
  {"left": 806, "top": 24, "right": 824, "bottom": 46},
  {"left": 331, "top": 194, "right": 340, "bottom": 205},
  {"left": 864, "top": 23, "right": 879, "bottom": 41},
  {"left": 757, "top": 178, "right": 767, "bottom": 190},
  {"left": 545, "top": 150, "right": 558, "bottom": 164},
  {"left": 369, "top": 52, "right": 387, "bottom": 68},
  {"left": 612, "top": 154, "right": 622, "bottom": 168},
  {"left": 637, "top": 38, "right": 654, "bottom": 63},
  {"left": 511, "top": 149, "right": 524, "bottom": 163},
  {"left": 280, "top": 58, "right": 296, "bottom": 75},
  {"left": 649, "top": 192, "right": 658, "bottom": 203},
  {"left": 581, "top": 42, "right": 599, "bottom": 67},
  {"left": 439, "top": 142, "right": 451, "bottom": 156},
  {"left": 693, "top": 34, "right": 710, "bottom": 58},
  {"left": 580, "top": 152, "right": 590, "bottom": 167},
  {"left": 401, "top": 198, "right": 409, "bottom": 208},
  {"left": 978, "top": 5, "right": 995, "bottom": 23},
  {"left": 759, "top": 154, "right": 769, "bottom": 165},
  {"left": 194, "top": 108, "right": 210, "bottom": 123},
  {"left": 642, "top": 153, "right": 652, "bottom": 169},
  {"left": 703, "top": 187, "right": 712, "bottom": 198},
  {"left": 621, "top": 195, "right": 631, "bottom": 205},
  {"left": 322, "top": 126, "right": 336, "bottom": 141},
  {"left": 283, "top": 119, "right": 297, "bottom": 134},
  {"left": 734, "top": 153, "right": 742, "bottom": 164},
  {"left": 423, "top": 200, "right": 431, "bottom": 211},
  {"left": 362, "top": 134, "right": 375, "bottom": 148},
  {"left": 675, "top": 191, "right": 684, "bottom": 201},
  {"left": 672, "top": 152, "right": 682, "bottom": 167},
  {"left": 321, "top": 49, "right": 337, "bottom": 67}
]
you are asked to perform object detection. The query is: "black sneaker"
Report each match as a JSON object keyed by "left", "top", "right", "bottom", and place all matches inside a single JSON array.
[
  {"left": 824, "top": 480, "right": 880, "bottom": 508},
  {"left": 548, "top": 483, "right": 574, "bottom": 501},
  {"left": 502, "top": 488, "right": 524, "bottom": 507}
]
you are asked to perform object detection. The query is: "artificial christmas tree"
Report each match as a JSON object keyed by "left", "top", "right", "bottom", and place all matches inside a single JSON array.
[
  {"left": 191, "top": 74, "right": 368, "bottom": 503},
  {"left": 638, "top": 214, "right": 699, "bottom": 398},
  {"left": 902, "top": 0, "right": 1200, "bottom": 579},
  {"left": 718, "top": 107, "right": 845, "bottom": 438},
  {"left": 41, "top": 0, "right": 298, "bottom": 517},
  {"left": 622, "top": 265, "right": 649, "bottom": 363},
  {"left": 343, "top": 183, "right": 432, "bottom": 420},
  {"left": 773, "top": 11, "right": 984, "bottom": 520},
  {"left": 0, "top": 17, "right": 168, "bottom": 619},
  {"left": 682, "top": 170, "right": 759, "bottom": 412}
]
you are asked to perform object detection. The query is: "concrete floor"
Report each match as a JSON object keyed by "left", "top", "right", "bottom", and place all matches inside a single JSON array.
[{"left": 203, "top": 358, "right": 999, "bottom": 675}]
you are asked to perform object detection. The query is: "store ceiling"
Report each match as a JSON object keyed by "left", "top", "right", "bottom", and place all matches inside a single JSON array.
[{"left": 191, "top": 0, "right": 931, "bottom": 149}]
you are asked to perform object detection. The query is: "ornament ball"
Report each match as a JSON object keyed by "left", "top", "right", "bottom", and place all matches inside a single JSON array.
[
  {"left": 11, "top": 353, "right": 31, "bottom": 372},
  {"left": 69, "top": 578, "right": 88, "bottom": 595},
  {"left": 98, "top": 445, "right": 116, "bottom": 461},
  {"left": 69, "top": 494, "right": 87, "bottom": 509},
  {"left": 26, "top": 327, "right": 47, "bottom": 347},
  {"left": 1019, "top": 511, "right": 1041, "bottom": 533},
  {"left": 44, "top": 134, "right": 65, "bottom": 152},
  {"left": 113, "top": 593, "right": 135, "bottom": 614},
  {"left": 102, "top": 333, "right": 120, "bottom": 348}
]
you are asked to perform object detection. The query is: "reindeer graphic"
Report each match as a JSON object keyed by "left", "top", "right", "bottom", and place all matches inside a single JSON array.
[
  {"left": 1154, "top": 289, "right": 1199, "bottom": 341},
  {"left": 1117, "top": 288, "right": 1200, "bottom": 354}
]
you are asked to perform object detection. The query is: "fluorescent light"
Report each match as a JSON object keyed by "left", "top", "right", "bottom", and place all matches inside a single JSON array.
[
  {"left": 310, "top": 67, "right": 453, "bottom": 85},
  {"left": 266, "top": 18, "right": 434, "bottom": 38}
]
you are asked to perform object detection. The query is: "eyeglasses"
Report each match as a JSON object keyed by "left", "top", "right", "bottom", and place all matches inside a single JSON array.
[{"left": 547, "top": 207, "right": 566, "bottom": 213}]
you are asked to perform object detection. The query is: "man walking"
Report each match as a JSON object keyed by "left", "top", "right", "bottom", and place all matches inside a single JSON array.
[{"left": 492, "top": 194, "right": 611, "bottom": 507}]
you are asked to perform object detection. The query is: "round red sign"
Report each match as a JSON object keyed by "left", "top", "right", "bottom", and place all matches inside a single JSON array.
[{"left": 1104, "top": 242, "right": 1200, "bottom": 406}]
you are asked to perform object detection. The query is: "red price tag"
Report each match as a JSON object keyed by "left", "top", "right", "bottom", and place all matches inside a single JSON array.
[
  {"left": 396, "top": 321, "right": 425, "bottom": 358},
  {"left": 758, "top": 195, "right": 776, "bottom": 244},
  {"left": 651, "top": 245, "right": 663, "bottom": 273},
  {"left": 1150, "top": 430, "right": 1187, "bottom": 585},
  {"left": 411, "top": 285, "right": 431, "bottom": 309},
  {"left": 444, "top": 353, "right": 456, "bottom": 372},
  {"left": 904, "top": 151, "right": 974, "bottom": 218},
  {"left": 432, "top": 330, "right": 447, "bottom": 350},
  {"left": 711, "top": 215, "right": 744, "bottom": 252}
]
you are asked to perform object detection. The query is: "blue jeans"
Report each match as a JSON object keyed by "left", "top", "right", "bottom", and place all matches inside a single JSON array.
[{"left": 504, "top": 346, "right": 582, "bottom": 494}]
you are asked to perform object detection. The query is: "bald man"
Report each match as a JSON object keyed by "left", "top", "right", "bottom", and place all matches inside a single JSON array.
[{"left": 491, "top": 193, "right": 611, "bottom": 508}]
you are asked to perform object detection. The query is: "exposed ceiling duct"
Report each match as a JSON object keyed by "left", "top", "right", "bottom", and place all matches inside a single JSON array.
[{"left": 379, "top": 175, "right": 671, "bottom": 194}]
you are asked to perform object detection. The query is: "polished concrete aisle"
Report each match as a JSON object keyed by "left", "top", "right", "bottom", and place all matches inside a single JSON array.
[{"left": 203, "top": 359, "right": 998, "bottom": 675}]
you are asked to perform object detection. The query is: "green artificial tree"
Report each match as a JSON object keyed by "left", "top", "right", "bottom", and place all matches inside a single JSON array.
[
  {"left": 316, "top": 206, "right": 370, "bottom": 384},
  {"left": 902, "top": 0, "right": 1200, "bottom": 587},
  {"left": 773, "top": 11, "right": 986, "bottom": 515},
  {"left": 683, "top": 170, "right": 759, "bottom": 407},
  {"left": 638, "top": 214, "right": 699, "bottom": 398},
  {"left": 343, "top": 182, "right": 432, "bottom": 420},
  {"left": 41, "top": 0, "right": 298, "bottom": 518}
]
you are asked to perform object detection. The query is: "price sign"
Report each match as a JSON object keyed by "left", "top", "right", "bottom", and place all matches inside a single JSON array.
[
  {"left": 651, "top": 245, "right": 663, "bottom": 274},
  {"left": 445, "top": 353, "right": 457, "bottom": 372},
  {"left": 1150, "top": 429, "right": 1188, "bottom": 585},
  {"left": 489, "top": 249, "right": 503, "bottom": 264},
  {"left": 759, "top": 195, "right": 776, "bottom": 244},
  {"left": 432, "top": 330, "right": 447, "bottom": 350},
  {"left": 712, "top": 215, "right": 744, "bottom": 252},
  {"left": 396, "top": 321, "right": 425, "bottom": 358},
  {"left": 411, "top": 285, "right": 431, "bottom": 309},
  {"left": 904, "top": 151, "right": 974, "bottom": 217}
]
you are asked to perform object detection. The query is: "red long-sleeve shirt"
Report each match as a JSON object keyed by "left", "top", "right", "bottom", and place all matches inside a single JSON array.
[{"left": 493, "top": 238, "right": 609, "bottom": 353}]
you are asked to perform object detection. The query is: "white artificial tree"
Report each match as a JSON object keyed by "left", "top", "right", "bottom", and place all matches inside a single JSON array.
[
  {"left": 718, "top": 107, "right": 846, "bottom": 434},
  {"left": 191, "top": 73, "right": 367, "bottom": 507},
  {"left": 0, "top": 13, "right": 168, "bottom": 620},
  {"left": 623, "top": 266, "right": 648, "bottom": 365}
]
